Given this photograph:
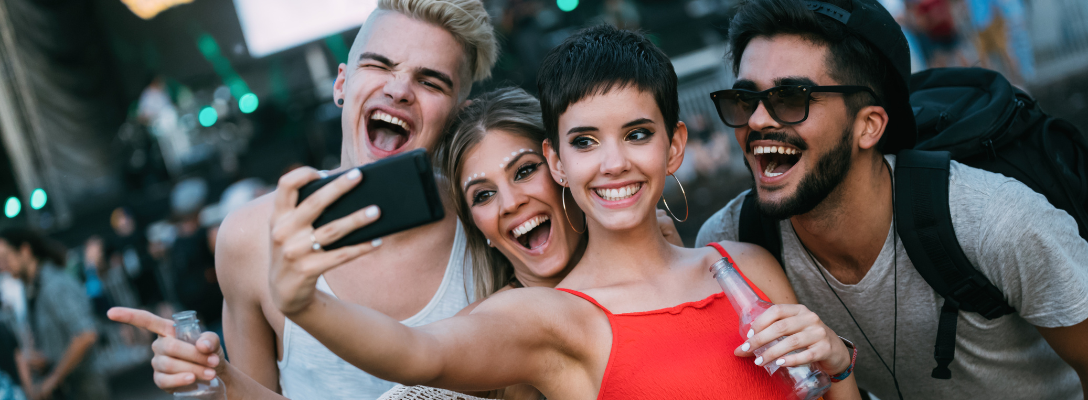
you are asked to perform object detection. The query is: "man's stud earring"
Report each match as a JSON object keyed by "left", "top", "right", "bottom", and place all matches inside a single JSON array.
[
  {"left": 337, "top": 98, "right": 344, "bottom": 106},
  {"left": 487, "top": 239, "right": 491, "bottom": 246}
]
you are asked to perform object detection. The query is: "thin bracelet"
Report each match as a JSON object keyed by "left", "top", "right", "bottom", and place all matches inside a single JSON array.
[{"left": 830, "top": 336, "right": 857, "bottom": 383}]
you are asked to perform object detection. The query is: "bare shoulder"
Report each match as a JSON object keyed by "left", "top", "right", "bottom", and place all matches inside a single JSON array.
[
  {"left": 216, "top": 193, "right": 275, "bottom": 293},
  {"left": 471, "top": 287, "right": 610, "bottom": 351},
  {"left": 710, "top": 240, "right": 797, "bottom": 304},
  {"left": 454, "top": 284, "right": 515, "bottom": 317}
]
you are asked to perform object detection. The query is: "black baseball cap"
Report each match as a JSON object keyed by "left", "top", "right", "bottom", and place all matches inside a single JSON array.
[{"left": 805, "top": 0, "right": 917, "bottom": 153}]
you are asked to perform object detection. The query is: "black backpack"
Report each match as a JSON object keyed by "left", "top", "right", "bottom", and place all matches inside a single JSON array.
[{"left": 737, "top": 67, "right": 1088, "bottom": 380}]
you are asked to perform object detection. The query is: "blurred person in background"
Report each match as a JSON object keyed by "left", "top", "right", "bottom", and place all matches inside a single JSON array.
[
  {"left": 78, "top": 236, "right": 111, "bottom": 317},
  {"left": 0, "top": 228, "right": 108, "bottom": 400},
  {"left": 965, "top": 0, "right": 1023, "bottom": 82},
  {"left": 909, "top": 0, "right": 969, "bottom": 67},
  {"left": 0, "top": 322, "right": 25, "bottom": 400},
  {"left": 106, "top": 207, "right": 167, "bottom": 314},
  {"left": 168, "top": 177, "right": 223, "bottom": 339}
]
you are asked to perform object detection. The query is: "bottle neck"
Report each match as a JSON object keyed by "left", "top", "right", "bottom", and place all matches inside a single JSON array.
[{"left": 711, "top": 258, "right": 772, "bottom": 320}]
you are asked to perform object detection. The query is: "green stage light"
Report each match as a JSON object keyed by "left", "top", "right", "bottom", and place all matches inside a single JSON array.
[
  {"left": 199, "top": 107, "right": 218, "bottom": 127},
  {"left": 4, "top": 197, "right": 20, "bottom": 218},
  {"left": 239, "top": 93, "right": 259, "bottom": 114},
  {"left": 29, "top": 189, "right": 46, "bottom": 210},
  {"left": 557, "top": 0, "right": 578, "bottom": 12}
]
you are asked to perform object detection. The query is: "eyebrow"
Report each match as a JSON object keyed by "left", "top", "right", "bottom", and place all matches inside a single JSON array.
[
  {"left": 464, "top": 178, "right": 486, "bottom": 190},
  {"left": 732, "top": 79, "right": 758, "bottom": 90},
  {"left": 775, "top": 76, "right": 818, "bottom": 87},
  {"left": 623, "top": 118, "right": 654, "bottom": 128},
  {"left": 732, "top": 76, "right": 818, "bottom": 91},
  {"left": 359, "top": 52, "right": 395, "bottom": 67},
  {"left": 504, "top": 152, "right": 538, "bottom": 172},
  {"left": 417, "top": 67, "right": 454, "bottom": 90}
]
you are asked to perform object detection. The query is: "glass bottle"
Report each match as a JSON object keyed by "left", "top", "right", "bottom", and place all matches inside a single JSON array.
[
  {"left": 711, "top": 258, "right": 830, "bottom": 400},
  {"left": 172, "top": 311, "right": 226, "bottom": 400}
]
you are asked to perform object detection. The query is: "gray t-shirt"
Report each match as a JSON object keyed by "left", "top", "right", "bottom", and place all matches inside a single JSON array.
[{"left": 696, "top": 155, "right": 1088, "bottom": 400}]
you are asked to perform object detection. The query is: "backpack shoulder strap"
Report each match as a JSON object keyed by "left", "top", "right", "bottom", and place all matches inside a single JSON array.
[
  {"left": 738, "top": 189, "right": 784, "bottom": 267},
  {"left": 893, "top": 150, "right": 1016, "bottom": 380}
]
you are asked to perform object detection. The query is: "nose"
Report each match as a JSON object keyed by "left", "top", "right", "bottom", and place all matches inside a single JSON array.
[
  {"left": 499, "top": 183, "right": 530, "bottom": 218},
  {"left": 383, "top": 74, "right": 416, "bottom": 105},
  {"left": 598, "top": 141, "right": 632, "bottom": 177},
  {"left": 747, "top": 100, "right": 783, "bottom": 133}
]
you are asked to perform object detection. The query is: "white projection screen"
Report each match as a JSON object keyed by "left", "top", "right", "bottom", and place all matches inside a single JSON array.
[{"left": 233, "top": 0, "right": 378, "bottom": 58}]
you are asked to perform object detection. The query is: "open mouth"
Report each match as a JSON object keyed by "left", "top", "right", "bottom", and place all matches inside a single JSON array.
[
  {"left": 594, "top": 183, "right": 642, "bottom": 202},
  {"left": 511, "top": 215, "right": 551, "bottom": 251},
  {"left": 753, "top": 145, "right": 802, "bottom": 179},
  {"left": 367, "top": 110, "right": 413, "bottom": 154}
]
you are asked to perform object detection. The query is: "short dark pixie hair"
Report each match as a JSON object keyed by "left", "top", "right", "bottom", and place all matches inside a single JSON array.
[
  {"left": 537, "top": 24, "right": 679, "bottom": 152},
  {"left": 728, "top": 0, "right": 891, "bottom": 116}
]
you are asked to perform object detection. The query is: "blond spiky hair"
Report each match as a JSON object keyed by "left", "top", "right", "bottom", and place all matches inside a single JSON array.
[{"left": 377, "top": 0, "right": 498, "bottom": 82}]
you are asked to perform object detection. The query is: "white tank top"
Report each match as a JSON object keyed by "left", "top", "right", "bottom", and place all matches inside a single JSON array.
[{"left": 278, "top": 220, "right": 474, "bottom": 400}]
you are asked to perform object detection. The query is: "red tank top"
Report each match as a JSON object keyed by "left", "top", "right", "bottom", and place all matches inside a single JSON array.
[{"left": 557, "top": 243, "right": 795, "bottom": 400}]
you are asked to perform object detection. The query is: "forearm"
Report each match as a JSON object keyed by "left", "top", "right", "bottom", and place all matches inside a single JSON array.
[
  {"left": 222, "top": 301, "right": 281, "bottom": 391},
  {"left": 14, "top": 352, "right": 32, "bottom": 393},
  {"left": 48, "top": 331, "right": 96, "bottom": 383},
  {"left": 221, "top": 362, "right": 288, "bottom": 400},
  {"left": 289, "top": 291, "right": 440, "bottom": 385}
]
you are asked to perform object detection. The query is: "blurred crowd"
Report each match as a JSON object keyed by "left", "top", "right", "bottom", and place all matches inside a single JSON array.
[
  {"left": 884, "top": 0, "right": 1034, "bottom": 82},
  {"left": 0, "top": 175, "right": 269, "bottom": 400}
]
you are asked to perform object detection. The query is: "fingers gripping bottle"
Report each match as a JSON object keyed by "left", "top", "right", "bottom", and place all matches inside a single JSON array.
[
  {"left": 172, "top": 311, "right": 227, "bottom": 400},
  {"left": 711, "top": 258, "right": 830, "bottom": 400}
]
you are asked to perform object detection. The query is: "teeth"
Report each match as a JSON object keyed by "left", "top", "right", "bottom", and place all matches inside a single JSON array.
[
  {"left": 752, "top": 146, "right": 800, "bottom": 155},
  {"left": 370, "top": 111, "right": 410, "bottom": 132},
  {"left": 764, "top": 160, "right": 783, "bottom": 177},
  {"left": 512, "top": 215, "right": 549, "bottom": 238},
  {"left": 593, "top": 183, "right": 642, "bottom": 201}
]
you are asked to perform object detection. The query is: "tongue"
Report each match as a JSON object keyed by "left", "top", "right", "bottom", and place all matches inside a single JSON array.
[
  {"left": 773, "top": 161, "right": 792, "bottom": 174},
  {"left": 371, "top": 127, "right": 408, "bottom": 151},
  {"left": 527, "top": 221, "right": 551, "bottom": 249}
]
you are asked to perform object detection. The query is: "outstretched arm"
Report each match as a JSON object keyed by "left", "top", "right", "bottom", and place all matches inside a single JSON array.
[{"left": 266, "top": 167, "right": 577, "bottom": 393}]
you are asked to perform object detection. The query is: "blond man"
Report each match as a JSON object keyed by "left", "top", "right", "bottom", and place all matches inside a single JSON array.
[{"left": 111, "top": 1, "right": 498, "bottom": 399}]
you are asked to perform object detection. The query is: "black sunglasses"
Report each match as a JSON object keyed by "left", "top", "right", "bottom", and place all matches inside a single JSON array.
[{"left": 709, "top": 85, "right": 877, "bottom": 128}]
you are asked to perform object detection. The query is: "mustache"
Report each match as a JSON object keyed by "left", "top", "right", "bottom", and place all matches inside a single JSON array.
[{"left": 745, "top": 131, "right": 808, "bottom": 152}]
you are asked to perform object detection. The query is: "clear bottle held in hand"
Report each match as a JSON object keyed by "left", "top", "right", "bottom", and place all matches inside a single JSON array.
[
  {"left": 711, "top": 258, "right": 830, "bottom": 400},
  {"left": 172, "top": 311, "right": 226, "bottom": 400}
]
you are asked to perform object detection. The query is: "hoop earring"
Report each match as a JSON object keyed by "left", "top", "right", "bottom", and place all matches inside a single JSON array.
[
  {"left": 661, "top": 174, "right": 689, "bottom": 223},
  {"left": 562, "top": 186, "right": 586, "bottom": 234}
]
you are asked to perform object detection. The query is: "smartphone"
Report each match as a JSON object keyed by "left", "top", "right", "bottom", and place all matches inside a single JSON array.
[{"left": 297, "top": 148, "right": 445, "bottom": 250}]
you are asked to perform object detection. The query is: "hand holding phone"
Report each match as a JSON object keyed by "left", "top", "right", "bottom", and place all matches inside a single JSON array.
[{"left": 268, "top": 166, "right": 383, "bottom": 315}]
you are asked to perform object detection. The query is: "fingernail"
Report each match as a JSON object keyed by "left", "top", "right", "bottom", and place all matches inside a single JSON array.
[
  {"left": 365, "top": 205, "right": 379, "bottom": 218},
  {"left": 208, "top": 355, "right": 219, "bottom": 366},
  {"left": 754, "top": 356, "right": 763, "bottom": 365},
  {"left": 346, "top": 168, "right": 361, "bottom": 180},
  {"left": 775, "top": 359, "right": 785, "bottom": 366},
  {"left": 204, "top": 369, "right": 216, "bottom": 379},
  {"left": 199, "top": 340, "right": 211, "bottom": 348},
  {"left": 371, "top": 238, "right": 382, "bottom": 247},
  {"left": 318, "top": 171, "right": 329, "bottom": 179},
  {"left": 747, "top": 329, "right": 754, "bottom": 338},
  {"left": 741, "top": 342, "right": 750, "bottom": 352}
]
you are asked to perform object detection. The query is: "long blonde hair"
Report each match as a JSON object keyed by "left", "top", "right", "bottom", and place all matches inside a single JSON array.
[{"left": 437, "top": 87, "right": 547, "bottom": 300}]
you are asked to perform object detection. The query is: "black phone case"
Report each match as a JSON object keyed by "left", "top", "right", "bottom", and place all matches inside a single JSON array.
[{"left": 296, "top": 149, "right": 445, "bottom": 250}]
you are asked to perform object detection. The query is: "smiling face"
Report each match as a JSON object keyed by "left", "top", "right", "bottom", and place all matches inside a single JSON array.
[
  {"left": 461, "top": 131, "right": 583, "bottom": 285},
  {"left": 547, "top": 86, "right": 685, "bottom": 233},
  {"left": 735, "top": 35, "right": 860, "bottom": 219},
  {"left": 334, "top": 11, "right": 469, "bottom": 167}
]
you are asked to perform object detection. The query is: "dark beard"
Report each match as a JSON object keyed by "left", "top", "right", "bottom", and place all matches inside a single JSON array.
[{"left": 755, "top": 127, "right": 853, "bottom": 220}]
